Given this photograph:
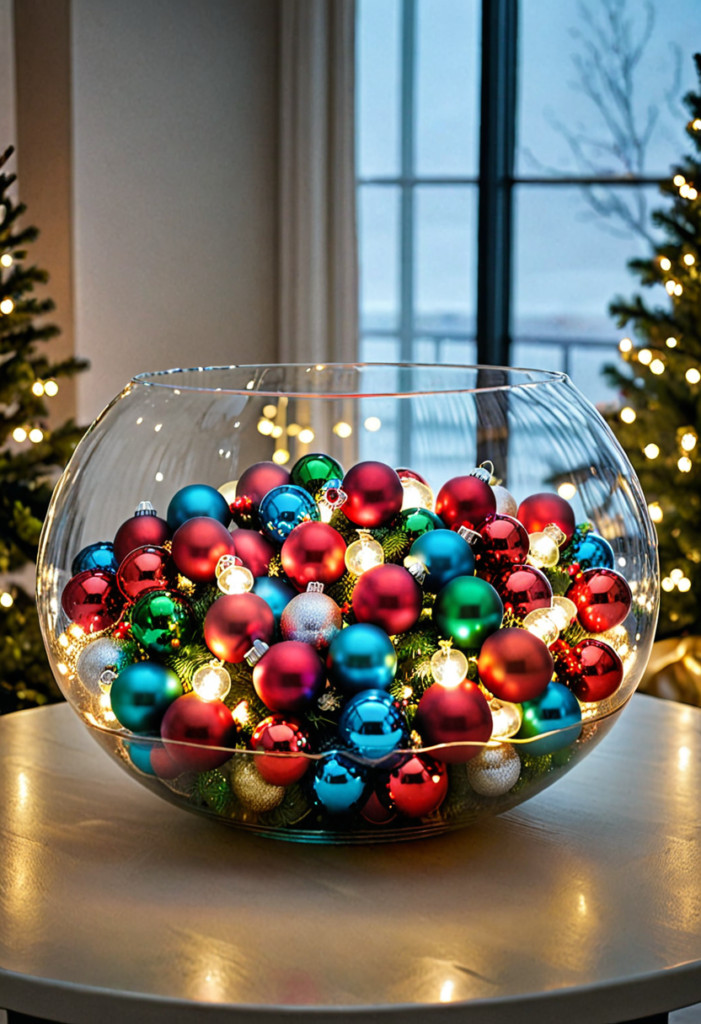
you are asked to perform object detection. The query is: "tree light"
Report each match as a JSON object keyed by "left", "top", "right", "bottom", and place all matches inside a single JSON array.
[
  {"left": 678, "top": 456, "right": 692, "bottom": 473},
  {"left": 345, "top": 530, "right": 384, "bottom": 575},
  {"left": 680, "top": 183, "right": 691, "bottom": 198},
  {"left": 661, "top": 577, "right": 674, "bottom": 592},
  {"left": 272, "top": 448, "right": 290, "bottom": 465},
  {"left": 333, "top": 421, "right": 352, "bottom": 438},
  {"left": 12, "top": 427, "right": 27, "bottom": 442},
  {"left": 666, "top": 337, "right": 678, "bottom": 348},
  {"left": 44, "top": 379, "right": 59, "bottom": 396},
  {"left": 643, "top": 443, "right": 660, "bottom": 459},
  {"left": 692, "top": 119, "right": 701, "bottom": 131},
  {"left": 0, "top": 297, "right": 14, "bottom": 314},
  {"left": 31, "top": 381, "right": 45, "bottom": 396},
  {"left": 430, "top": 641, "right": 468, "bottom": 689},
  {"left": 192, "top": 662, "right": 231, "bottom": 702},
  {"left": 683, "top": 253, "right": 695, "bottom": 266},
  {"left": 0, "top": 253, "right": 12, "bottom": 267},
  {"left": 0, "top": 592, "right": 13, "bottom": 609},
  {"left": 681, "top": 432, "right": 697, "bottom": 451},
  {"left": 648, "top": 502, "right": 663, "bottom": 523},
  {"left": 257, "top": 417, "right": 274, "bottom": 436},
  {"left": 618, "top": 337, "right": 633, "bottom": 353},
  {"left": 678, "top": 577, "right": 691, "bottom": 592},
  {"left": 674, "top": 283, "right": 683, "bottom": 296},
  {"left": 28, "top": 428, "right": 43, "bottom": 443},
  {"left": 665, "top": 281, "right": 677, "bottom": 295},
  {"left": 649, "top": 359, "right": 665, "bottom": 375},
  {"left": 659, "top": 256, "right": 672, "bottom": 271},
  {"left": 557, "top": 482, "right": 577, "bottom": 500},
  {"left": 298, "top": 427, "right": 315, "bottom": 444},
  {"left": 638, "top": 348, "right": 652, "bottom": 364},
  {"left": 620, "top": 407, "right": 636, "bottom": 423},
  {"left": 674, "top": 174, "right": 686, "bottom": 186},
  {"left": 262, "top": 404, "right": 277, "bottom": 419},
  {"left": 686, "top": 368, "right": 701, "bottom": 384}
]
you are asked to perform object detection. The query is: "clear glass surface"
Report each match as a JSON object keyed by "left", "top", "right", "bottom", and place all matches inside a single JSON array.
[
  {"left": 356, "top": 0, "right": 401, "bottom": 178},
  {"left": 358, "top": 185, "right": 401, "bottom": 333}
]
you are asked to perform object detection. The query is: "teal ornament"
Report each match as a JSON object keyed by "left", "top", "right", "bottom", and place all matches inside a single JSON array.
[
  {"left": 71, "top": 541, "right": 118, "bottom": 576},
  {"left": 110, "top": 661, "right": 182, "bottom": 733},
  {"left": 258, "top": 484, "right": 320, "bottom": 542},
  {"left": 130, "top": 589, "right": 196, "bottom": 655},
  {"left": 397, "top": 507, "right": 444, "bottom": 537},
  {"left": 252, "top": 576, "right": 295, "bottom": 626},
  {"left": 166, "top": 484, "right": 231, "bottom": 529},
  {"left": 338, "top": 689, "right": 408, "bottom": 761},
  {"left": 290, "top": 453, "right": 344, "bottom": 497},
  {"left": 433, "top": 575, "right": 503, "bottom": 649},
  {"left": 518, "top": 681, "right": 582, "bottom": 756},
  {"left": 125, "top": 739, "right": 157, "bottom": 775},
  {"left": 571, "top": 533, "right": 615, "bottom": 571},
  {"left": 409, "top": 528, "right": 475, "bottom": 592},
  {"left": 326, "top": 623, "right": 397, "bottom": 694},
  {"left": 312, "top": 751, "right": 368, "bottom": 814},
  {"left": 75, "top": 635, "right": 140, "bottom": 697}
]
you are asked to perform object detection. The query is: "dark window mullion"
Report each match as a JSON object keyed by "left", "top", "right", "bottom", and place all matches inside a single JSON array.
[{"left": 398, "top": 0, "right": 417, "bottom": 465}]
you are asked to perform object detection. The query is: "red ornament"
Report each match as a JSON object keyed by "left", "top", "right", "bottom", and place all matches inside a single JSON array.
[
  {"left": 113, "top": 511, "right": 171, "bottom": 564},
  {"left": 478, "top": 514, "right": 529, "bottom": 572},
  {"left": 171, "top": 516, "right": 236, "bottom": 583},
  {"left": 517, "top": 492, "right": 576, "bottom": 545},
  {"left": 341, "top": 461, "right": 403, "bottom": 527},
  {"left": 360, "top": 788, "right": 397, "bottom": 825},
  {"left": 149, "top": 743, "right": 184, "bottom": 779},
  {"left": 252, "top": 641, "right": 325, "bottom": 713},
  {"left": 387, "top": 754, "right": 449, "bottom": 817},
  {"left": 569, "top": 639, "right": 624, "bottom": 702},
  {"left": 250, "top": 715, "right": 310, "bottom": 785},
  {"left": 551, "top": 639, "right": 580, "bottom": 680},
  {"left": 414, "top": 680, "right": 493, "bottom": 763},
  {"left": 160, "top": 693, "right": 237, "bottom": 772},
  {"left": 492, "top": 564, "right": 553, "bottom": 617},
  {"left": 236, "top": 461, "right": 291, "bottom": 508},
  {"left": 116, "top": 545, "right": 176, "bottom": 601},
  {"left": 231, "top": 528, "right": 277, "bottom": 578},
  {"left": 352, "top": 564, "right": 422, "bottom": 635},
  {"left": 61, "top": 569, "right": 124, "bottom": 632},
  {"left": 203, "top": 592, "right": 275, "bottom": 663},
  {"left": 477, "top": 627, "right": 554, "bottom": 703},
  {"left": 567, "top": 568, "right": 632, "bottom": 633},
  {"left": 281, "top": 521, "right": 347, "bottom": 589},
  {"left": 395, "top": 467, "right": 429, "bottom": 485},
  {"left": 435, "top": 475, "right": 496, "bottom": 530}
]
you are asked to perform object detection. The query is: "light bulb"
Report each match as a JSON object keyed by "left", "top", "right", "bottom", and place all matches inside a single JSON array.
[
  {"left": 557, "top": 482, "right": 577, "bottom": 500},
  {"left": 686, "top": 368, "right": 701, "bottom": 384},
  {"left": 31, "top": 381, "right": 45, "bottom": 396},
  {"left": 618, "top": 337, "right": 633, "bottom": 353},
  {"left": 0, "top": 298, "right": 14, "bottom": 314},
  {"left": 257, "top": 418, "right": 274, "bottom": 436},
  {"left": 666, "top": 337, "right": 678, "bottom": 348},
  {"left": 364, "top": 416, "right": 382, "bottom": 432},
  {"left": 674, "top": 174, "right": 686, "bottom": 186},
  {"left": 648, "top": 502, "right": 663, "bottom": 523},
  {"left": 44, "top": 379, "right": 58, "bottom": 396},
  {"left": 678, "top": 456, "right": 692, "bottom": 473},
  {"left": 620, "top": 407, "right": 636, "bottom": 423},
  {"left": 649, "top": 359, "right": 665, "bottom": 375},
  {"left": 192, "top": 662, "right": 231, "bottom": 702},
  {"left": 272, "top": 448, "right": 290, "bottom": 465},
  {"left": 681, "top": 432, "right": 697, "bottom": 451},
  {"left": 400, "top": 477, "right": 434, "bottom": 511},
  {"left": 522, "top": 607, "right": 560, "bottom": 645},
  {"left": 430, "top": 641, "right": 468, "bottom": 689},
  {"left": 0, "top": 592, "right": 13, "bottom": 609},
  {"left": 345, "top": 531, "right": 384, "bottom": 575},
  {"left": 262, "top": 404, "right": 277, "bottom": 419},
  {"left": 527, "top": 524, "right": 565, "bottom": 569},
  {"left": 683, "top": 253, "right": 695, "bottom": 266},
  {"left": 638, "top": 348, "right": 652, "bottom": 364},
  {"left": 12, "top": 427, "right": 27, "bottom": 442},
  {"left": 659, "top": 256, "right": 672, "bottom": 271},
  {"left": 298, "top": 427, "right": 315, "bottom": 444},
  {"left": 489, "top": 698, "right": 522, "bottom": 739},
  {"left": 333, "top": 421, "right": 352, "bottom": 438},
  {"left": 643, "top": 443, "right": 660, "bottom": 459},
  {"left": 0, "top": 253, "right": 12, "bottom": 267},
  {"left": 217, "top": 559, "right": 254, "bottom": 595},
  {"left": 28, "top": 428, "right": 43, "bottom": 443}
]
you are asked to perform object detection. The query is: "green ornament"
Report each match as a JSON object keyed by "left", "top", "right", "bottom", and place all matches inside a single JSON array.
[
  {"left": 433, "top": 576, "right": 503, "bottom": 649},
  {"left": 193, "top": 769, "right": 233, "bottom": 814},
  {"left": 397, "top": 506, "right": 444, "bottom": 537},
  {"left": 290, "top": 453, "right": 344, "bottom": 496},
  {"left": 130, "top": 590, "right": 196, "bottom": 655}
]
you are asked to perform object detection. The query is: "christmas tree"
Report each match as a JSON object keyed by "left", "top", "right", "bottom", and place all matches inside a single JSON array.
[
  {"left": 604, "top": 54, "right": 701, "bottom": 640},
  {"left": 0, "top": 146, "right": 88, "bottom": 711}
]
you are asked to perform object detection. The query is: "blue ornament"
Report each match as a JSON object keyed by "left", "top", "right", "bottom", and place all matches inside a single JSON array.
[
  {"left": 252, "top": 576, "right": 295, "bottom": 626},
  {"left": 517, "top": 681, "right": 582, "bottom": 757},
  {"left": 71, "top": 541, "right": 118, "bottom": 576},
  {"left": 327, "top": 623, "right": 397, "bottom": 694},
  {"left": 110, "top": 661, "right": 182, "bottom": 734},
  {"left": 125, "top": 739, "right": 157, "bottom": 775},
  {"left": 258, "top": 484, "right": 320, "bottom": 542},
  {"left": 338, "top": 689, "right": 408, "bottom": 761},
  {"left": 312, "top": 751, "right": 368, "bottom": 814},
  {"left": 572, "top": 533, "right": 615, "bottom": 571},
  {"left": 409, "top": 528, "right": 475, "bottom": 592},
  {"left": 166, "top": 484, "right": 231, "bottom": 530}
]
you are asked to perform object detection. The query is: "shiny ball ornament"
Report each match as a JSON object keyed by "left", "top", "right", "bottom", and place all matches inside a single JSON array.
[
  {"left": 467, "top": 744, "right": 521, "bottom": 797},
  {"left": 360, "top": 788, "right": 397, "bottom": 826},
  {"left": 60, "top": 569, "right": 124, "bottom": 633},
  {"left": 166, "top": 484, "right": 231, "bottom": 530},
  {"left": 488, "top": 698, "right": 523, "bottom": 739},
  {"left": 567, "top": 568, "right": 632, "bottom": 633},
  {"left": 569, "top": 639, "right": 624, "bottom": 702},
  {"left": 75, "top": 635, "right": 140, "bottom": 697},
  {"left": 236, "top": 461, "right": 291, "bottom": 509},
  {"left": 326, "top": 623, "right": 397, "bottom": 694},
  {"left": 338, "top": 689, "right": 408, "bottom": 760},
  {"left": 250, "top": 715, "right": 310, "bottom": 786},
  {"left": 252, "top": 640, "right": 325, "bottom": 712},
  {"left": 517, "top": 492, "right": 576, "bottom": 546},
  {"left": 280, "top": 590, "right": 342, "bottom": 650},
  {"left": 160, "top": 693, "right": 237, "bottom": 772},
  {"left": 281, "top": 521, "right": 347, "bottom": 588},
  {"left": 432, "top": 575, "right": 503, "bottom": 650},
  {"left": 415, "top": 680, "right": 493, "bottom": 763},
  {"left": 397, "top": 471, "right": 435, "bottom": 512},
  {"left": 129, "top": 590, "right": 195, "bottom": 655},
  {"left": 352, "top": 564, "right": 422, "bottom": 635},
  {"left": 149, "top": 743, "right": 185, "bottom": 780},
  {"left": 230, "top": 528, "right": 276, "bottom": 578},
  {"left": 116, "top": 545, "right": 176, "bottom": 601},
  {"left": 517, "top": 681, "right": 582, "bottom": 756},
  {"left": 258, "top": 484, "right": 320, "bottom": 542},
  {"left": 477, "top": 627, "right": 554, "bottom": 703},
  {"left": 191, "top": 662, "right": 232, "bottom": 702},
  {"left": 290, "top": 452, "right": 344, "bottom": 496},
  {"left": 113, "top": 508, "right": 171, "bottom": 564},
  {"left": 492, "top": 564, "right": 553, "bottom": 618},
  {"left": 527, "top": 527, "right": 563, "bottom": 569},
  {"left": 125, "top": 740, "right": 157, "bottom": 776},
  {"left": 478, "top": 514, "right": 529, "bottom": 572},
  {"left": 491, "top": 485, "right": 518, "bottom": 517},
  {"left": 341, "top": 460, "right": 403, "bottom": 527},
  {"left": 312, "top": 751, "right": 368, "bottom": 815},
  {"left": 251, "top": 577, "right": 296, "bottom": 625},
  {"left": 388, "top": 755, "right": 448, "bottom": 817},
  {"left": 521, "top": 606, "right": 561, "bottom": 646},
  {"left": 435, "top": 475, "right": 496, "bottom": 530},
  {"left": 170, "top": 517, "right": 235, "bottom": 584},
  {"left": 231, "top": 758, "right": 285, "bottom": 812},
  {"left": 110, "top": 661, "right": 182, "bottom": 734},
  {"left": 571, "top": 532, "right": 615, "bottom": 572},
  {"left": 203, "top": 592, "right": 275, "bottom": 663},
  {"left": 408, "top": 529, "right": 475, "bottom": 592},
  {"left": 397, "top": 507, "right": 444, "bottom": 539},
  {"left": 71, "top": 541, "right": 118, "bottom": 576}
]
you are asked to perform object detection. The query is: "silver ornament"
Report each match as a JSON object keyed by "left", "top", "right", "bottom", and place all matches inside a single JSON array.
[
  {"left": 467, "top": 743, "right": 521, "bottom": 797},
  {"left": 75, "top": 636, "right": 139, "bottom": 697},
  {"left": 280, "top": 591, "right": 342, "bottom": 650},
  {"left": 491, "top": 485, "right": 518, "bottom": 518},
  {"left": 231, "top": 758, "right": 285, "bottom": 812}
]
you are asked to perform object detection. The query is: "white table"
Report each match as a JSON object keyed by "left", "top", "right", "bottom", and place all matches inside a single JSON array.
[{"left": 0, "top": 695, "right": 700, "bottom": 1024}]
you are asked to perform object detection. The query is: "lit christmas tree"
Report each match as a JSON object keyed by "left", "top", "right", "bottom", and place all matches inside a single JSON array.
[
  {"left": 0, "top": 146, "right": 87, "bottom": 711},
  {"left": 604, "top": 55, "right": 701, "bottom": 640}
]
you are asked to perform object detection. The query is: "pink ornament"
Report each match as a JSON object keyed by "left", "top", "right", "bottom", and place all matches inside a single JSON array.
[
  {"left": 414, "top": 680, "right": 493, "bottom": 763},
  {"left": 387, "top": 755, "right": 448, "bottom": 817},
  {"left": 492, "top": 564, "right": 553, "bottom": 617},
  {"left": 231, "top": 529, "right": 276, "bottom": 577},
  {"left": 567, "top": 568, "right": 632, "bottom": 633},
  {"left": 250, "top": 715, "right": 310, "bottom": 785},
  {"left": 161, "top": 693, "right": 237, "bottom": 772},
  {"left": 61, "top": 569, "right": 124, "bottom": 632},
  {"left": 517, "top": 492, "right": 576, "bottom": 545},
  {"left": 171, "top": 517, "right": 236, "bottom": 583},
  {"left": 281, "top": 521, "right": 347, "bottom": 589},
  {"left": 569, "top": 638, "right": 624, "bottom": 702},
  {"left": 116, "top": 545, "right": 176, "bottom": 601},
  {"left": 477, "top": 627, "right": 554, "bottom": 703},
  {"left": 252, "top": 640, "right": 326, "bottom": 713},
  {"left": 342, "top": 461, "right": 403, "bottom": 527},
  {"left": 203, "top": 592, "right": 275, "bottom": 663},
  {"left": 352, "top": 563, "right": 422, "bottom": 635},
  {"left": 113, "top": 511, "right": 171, "bottom": 563},
  {"left": 435, "top": 475, "right": 496, "bottom": 530}
]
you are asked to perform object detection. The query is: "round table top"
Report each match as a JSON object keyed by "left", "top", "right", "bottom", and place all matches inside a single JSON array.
[{"left": 0, "top": 694, "right": 700, "bottom": 1024}]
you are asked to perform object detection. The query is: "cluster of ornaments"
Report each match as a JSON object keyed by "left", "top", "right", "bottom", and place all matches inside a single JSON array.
[{"left": 58, "top": 453, "right": 633, "bottom": 831}]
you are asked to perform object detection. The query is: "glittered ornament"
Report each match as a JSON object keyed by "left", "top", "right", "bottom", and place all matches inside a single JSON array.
[
  {"left": 290, "top": 453, "right": 344, "bottom": 496},
  {"left": 478, "top": 514, "right": 529, "bottom": 572},
  {"left": 312, "top": 751, "right": 368, "bottom": 815},
  {"left": 170, "top": 517, "right": 236, "bottom": 583},
  {"left": 352, "top": 563, "right": 422, "bottom": 635},
  {"left": 75, "top": 635, "right": 140, "bottom": 697},
  {"left": 251, "top": 576, "right": 295, "bottom": 625},
  {"left": 408, "top": 529, "right": 475, "bottom": 592},
  {"left": 569, "top": 638, "right": 624, "bottom": 702},
  {"left": 61, "top": 569, "right": 124, "bottom": 632},
  {"left": 415, "top": 679, "right": 493, "bottom": 762},
  {"left": 492, "top": 564, "right": 553, "bottom": 617},
  {"left": 113, "top": 504, "right": 171, "bottom": 564},
  {"left": 570, "top": 532, "right": 615, "bottom": 571},
  {"left": 237, "top": 461, "right": 291, "bottom": 509},
  {"left": 280, "top": 590, "right": 342, "bottom": 650},
  {"left": 567, "top": 568, "right": 632, "bottom": 633},
  {"left": 161, "top": 692, "right": 237, "bottom": 772},
  {"left": 71, "top": 541, "right": 118, "bottom": 576},
  {"left": 326, "top": 622, "right": 397, "bottom": 694},
  {"left": 491, "top": 485, "right": 518, "bottom": 517},
  {"left": 116, "top": 545, "right": 176, "bottom": 601},
  {"left": 110, "top": 661, "right": 182, "bottom": 734},
  {"left": 250, "top": 715, "right": 310, "bottom": 785},
  {"left": 129, "top": 589, "right": 195, "bottom": 655},
  {"left": 258, "top": 484, "right": 320, "bottom": 542},
  {"left": 166, "top": 483, "right": 231, "bottom": 530},
  {"left": 281, "top": 521, "right": 347, "bottom": 589},
  {"left": 338, "top": 689, "right": 408, "bottom": 760},
  {"left": 432, "top": 575, "right": 503, "bottom": 649},
  {"left": 467, "top": 744, "right": 521, "bottom": 796},
  {"left": 477, "top": 627, "right": 554, "bottom": 703},
  {"left": 387, "top": 754, "right": 448, "bottom": 817},
  {"left": 517, "top": 492, "right": 576, "bottom": 546},
  {"left": 435, "top": 475, "right": 496, "bottom": 530},
  {"left": 517, "top": 680, "right": 582, "bottom": 756},
  {"left": 231, "top": 758, "right": 285, "bottom": 812},
  {"left": 252, "top": 640, "right": 325, "bottom": 713},
  {"left": 341, "top": 461, "right": 403, "bottom": 527},
  {"left": 230, "top": 528, "right": 277, "bottom": 577},
  {"left": 203, "top": 592, "right": 275, "bottom": 663},
  {"left": 396, "top": 507, "right": 444, "bottom": 540}
]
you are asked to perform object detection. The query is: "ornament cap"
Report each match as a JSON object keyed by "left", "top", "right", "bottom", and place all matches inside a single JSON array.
[
  {"left": 404, "top": 558, "right": 428, "bottom": 584},
  {"left": 544, "top": 522, "right": 567, "bottom": 546},
  {"left": 457, "top": 524, "right": 482, "bottom": 547},
  {"left": 245, "top": 638, "right": 270, "bottom": 666},
  {"left": 306, "top": 581, "right": 325, "bottom": 593},
  {"left": 468, "top": 461, "right": 494, "bottom": 484},
  {"left": 134, "top": 501, "right": 157, "bottom": 517}
]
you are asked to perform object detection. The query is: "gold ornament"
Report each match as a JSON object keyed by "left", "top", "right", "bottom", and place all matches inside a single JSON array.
[{"left": 231, "top": 758, "right": 285, "bottom": 812}]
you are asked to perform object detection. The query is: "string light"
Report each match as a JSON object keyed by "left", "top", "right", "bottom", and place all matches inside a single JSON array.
[
  {"left": 648, "top": 502, "right": 663, "bottom": 523},
  {"left": 0, "top": 253, "right": 12, "bottom": 268},
  {"left": 678, "top": 456, "right": 692, "bottom": 473},
  {"left": 271, "top": 425, "right": 284, "bottom": 439},
  {"left": 272, "top": 448, "right": 290, "bottom": 465},
  {"left": 262, "top": 404, "right": 277, "bottom": 419},
  {"left": 674, "top": 174, "right": 686, "bottom": 186},
  {"left": 659, "top": 256, "right": 672, "bottom": 271},
  {"left": 686, "top": 368, "right": 701, "bottom": 384},
  {"left": 364, "top": 416, "right": 382, "bottom": 432},
  {"left": 674, "top": 283, "right": 684, "bottom": 296},
  {"left": 0, "top": 592, "right": 13, "bottom": 608},
  {"left": 680, "top": 184, "right": 691, "bottom": 198},
  {"left": 44, "top": 379, "right": 58, "bottom": 396},
  {"left": 681, "top": 432, "right": 697, "bottom": 451},
  {"left": 638, "top": 348, "right": 652, "bottom": 364},
  {"left": 0, "top": 297, "right": 14, "bottom": 314},
  {"left": 297, "top": 427, "right": 315, "bottom": 444},
  {"left": 666, "top": 337, "right": 678, "bottom": 348},
  {"left": 31, "top": 381, "right": 44, "bottom": 396},
  {"left": 618, "top": 337, "right": 633, "bottom": 353},
  {"left": 12, "top": 427, "right": 27, "bottom": 442},
  {"left": 665, "top": 281, "right": 677, "bottom": 295},
  {"left": 620, "top": 407, "right": 636, "bottom": 423},
  {"left": 430, "top": 641, "right": 468, "bottom": 689},
  {"left": 557, "top": 482, "right": 577, "bottom": 500},
  {"left": 257, "top": 418, "right": 274, "bottom": 436},
  {"left": 692, "top": 119, "right": 701, "bottom": 131},
  {"left": 28, "top": 428, "right": 43, "bottom": 443},
  {"left": 683, "top": 253, "right": 695, "bottom": 266},
  {"left": 649, "top": 359, "right": 665, "bottom": 375},
  {"left": 287, "top": 423, "right": 301, "bottom": 436},
  {"left": 192, "top": 661, "right": 231, "bottom": 702},
  {"left": 345, "top": 531, "right": 384, "bottom": 576},
  {"left": 643, "top": 443, "right": 660, "bottom": 459},
  {"left": 333, "top": 421, "right": 352, "bottom": 438}
]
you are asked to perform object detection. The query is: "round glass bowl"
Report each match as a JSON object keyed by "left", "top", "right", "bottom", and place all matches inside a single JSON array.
[{"left": 36, "top": 364, "right": 659, "bottom": 843}]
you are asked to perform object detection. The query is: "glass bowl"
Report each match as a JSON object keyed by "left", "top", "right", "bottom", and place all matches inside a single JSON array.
[{"left": 36, "top": 364, "right": 659, "bottom": 844}]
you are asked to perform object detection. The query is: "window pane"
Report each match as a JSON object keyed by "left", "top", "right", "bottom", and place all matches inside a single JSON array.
[
  {"left": 414, "top": 337, "right": 477, "bottom": 365},
  {"left": 414, "top": 185, "right": 477, "bottom": 334},
  {"left": 415, "top": 0, "right": 480, "bottom": 176},
  {"left": 517, "top": 0, "right": 700, "bottom": 178},
  {"left": 359, "top": 185, "right": 400, "bottom": 332},
  {"left": 356, "top": 0, "right": 401, "bottom": 177}
]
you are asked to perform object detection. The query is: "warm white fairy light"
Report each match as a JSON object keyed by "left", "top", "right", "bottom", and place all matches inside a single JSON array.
[
  {"left": 287, "top": 423, "right": 301, "bottom": 437},
  {"left": 44, "top": 379, "right": 58, "bottom": 397},
  {"left": 430, "top": 641, "right": 468, "bottom": 689},
  {"left": 522, "top": 606, "right": 560, "bottom": 646},
  {"left": 643, "top": 443, "right": 660, "bottom": 459},
  {"left": 648, "top": 502, "right": 663, "bottom": 523},
  {"left": 298, "top": 427, "right": 315, "bottom": 444},
  {"left": 0, "top": 253, "right": 12, "bottom": 268},
  {"left": 271, "top": 425, "right": 284, "bottom": 439},
  {"left": 333, "top": 421, "right": 352, "bottom": 438},
  {"left": 692, "top": 119, "right": 701, "bottom": 131},
  {"left": 0, "top": 592, "right": 13, "bottom": 609},
  {"left": 680, "top": 184, "right": 691, "bottom": 198},
  {"left": 192, "top": 661, "right": 231, "bottom": 702},
  {"left": 620, "top": 406, "right": 636, "bottom": 424},
  {"left": 666, "top": 337, "right": 678, "bottom": 348},
  {"left": 557, "top": 482, "right": 577, "bottom": 500},
  {"left": 364, "top": 416, "right": 382, "bottom": 432},
  {"left": 683, "top": 253, "right": 696, "bottom": 266},
  {"left": 489, "top": 698, "right": 522, "bottom": 739},
  {"left": 659, "top": 256, "right": 672, "bottom": 271},
  {"left": 618, "top": 337, "right": 633, "bottom": 353},
  {"left": 678, "top": 577, "right": 692, "bottom": 592},
  {"left": 400, "top": 477, "right": 434, "bottom": 511},
  {"left": 0, "top": 297, "right": 14, "bottom": 314},
  {"left": 674, "top": 174, "right": 686, "bottom": 186},
  {"left": 674, "top": 283, "right": 684, "bottom": 296},
  {"left": 31, "top": 381, "right": 45, "bottom": 396},
  {"left": 272, "top": 448, "right": 290, "bottom": 465},
  {"left": 257, "top": 417, "right": 274, "bottom": 436},
  {"left": 678, "top": 456, "right": 692, "bottom": 473},
  {"left": 12, "top": 427, "right": 27, "bottom": 442},
  {"left": 345, "top": 531, "right": 384, "bottom": 576},
  {"left": 28, "top": 428, "right": 43, "bottom": 443},
  {"left": 638, "top": 348, "right": 652, "bottom": 364},
  {"left": 262, "top": 403, "right": 277, "bottom": 419},
  {"left": 217, "top": 559, "right": 254, "bottom": 595},
  {"left": 649, "top": 359, "right": 665, "bottom": 375},
  {"left": 681, "top": 432, "right": 697, "bottom": 451},
  {"left": 686, "top": 368, "right": 701, "bottom": 384}
]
